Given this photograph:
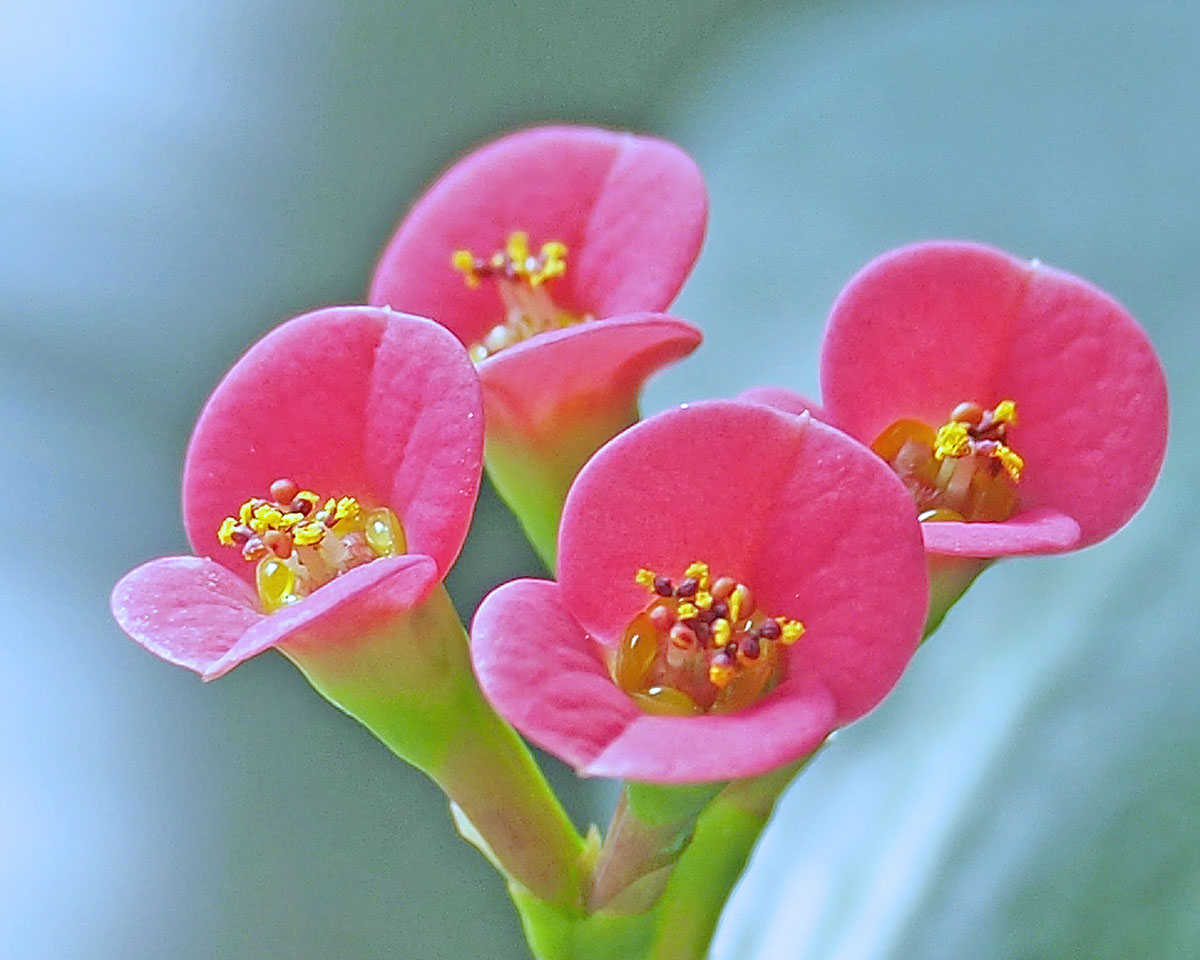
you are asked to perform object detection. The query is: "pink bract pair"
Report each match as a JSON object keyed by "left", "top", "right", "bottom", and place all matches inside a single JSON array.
[{"left": 745, "top": 241, "right": 1169, "bottom": 559}]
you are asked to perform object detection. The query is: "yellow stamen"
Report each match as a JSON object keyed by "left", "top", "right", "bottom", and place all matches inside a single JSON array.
[
  {"left": 993, "top": 399, "right": 1017, "bottom": 423},
  {"left": 933, "top": 421, "right": 971, "bottom": 461},
  {"left": 684, "top": 561, "right": 711, "bottom": 589},
  {"left": 218, "top": 480, "right": 408, "bottom": 616},
  {"left": 618, "top": 561, "right": 800, "bottom": 716},
  {"left": 708, "top": 661, "right": 735, "bottom": 689},
  {"left": 293, "top": 521, "right": 325, "bottom": 546},
  {"left": 778, "top": 619, "right": 805, "bottom": 645},
  {"left": 729, "top": 584, "right": 753, "bottom": 623},
  {"left": 993, "top": 444, "right": 1024, "bottom": 481},
  {"left": 451, "top": 249, "right": 480, "bottom": 288}
]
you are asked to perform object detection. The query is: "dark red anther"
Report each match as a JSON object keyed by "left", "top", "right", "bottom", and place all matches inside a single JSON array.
[
  {"left": 740, "top": 636, "right": 761, "bottom": 660},
  {"left": 711, "top": 601, "right": 729, "bottom": 619},
  {"left": 698, "top": 608, "right": 718, "bottom": 624},
  {"left": 676, "top": 577, "right": 698, "bottom": 598},
  {"left": 758, "top": 619, "right": 781, "bottom": 640},
  {"left": 653, "top": 576, "right": 674, "bottom": 597},
  {"left": 231, "top": 524, "right": 253, "bottom": 545},
  {"left": 692, "top": 620, "right": 711, "bottom": 645},
  {"left": 290, "top": 498, "right": 314, "bottom": 516}
]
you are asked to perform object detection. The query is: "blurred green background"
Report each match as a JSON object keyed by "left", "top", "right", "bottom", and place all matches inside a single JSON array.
[{"left": 3, "top": 1, "right": 1197, "bottom": 958}]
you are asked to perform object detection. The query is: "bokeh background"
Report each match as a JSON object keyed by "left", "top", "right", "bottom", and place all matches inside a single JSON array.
[{"left": 4, "top": 1, "right": 1198, "bottom": 957}]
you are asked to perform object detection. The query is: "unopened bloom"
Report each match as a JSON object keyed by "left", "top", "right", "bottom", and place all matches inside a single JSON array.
[
  {"left": 111, "top": 305, "right": 483, "bottom": 679},
  {"left": 369, "top": 125, "right": 708, "bottom": 565},
  {"left": 756, "top": 241, "right": 1169, "bottom": 558},
  {"left": 471, "top": 401, "right": 928, "bottom": 783}
]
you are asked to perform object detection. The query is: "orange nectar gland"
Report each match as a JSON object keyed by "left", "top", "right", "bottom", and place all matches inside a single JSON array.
[
  {"left": 216, "top": 478, "right": 406, "bottom": 613},
  {"left": 451, "top": 231, "right": 594, "bottom": 362},
  {"left": 871, "top": 400, "right": 1025, "bottom": 523},
  {"left": 610, "top": 561, "right": 805, "bottom": 716}
]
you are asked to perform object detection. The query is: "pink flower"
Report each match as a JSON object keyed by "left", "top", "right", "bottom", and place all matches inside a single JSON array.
[
  {"left": 470, "top": 401, "right": 929, "bottom": 783},
  {"left": 755, "top": 241, "right": 1169, "bottom": 558},
  {"left": 111, "top": 306, "right": 483, "bottom": 679},
  {"left": 368, "top": 125, "right": 708, "bottom": 564}
]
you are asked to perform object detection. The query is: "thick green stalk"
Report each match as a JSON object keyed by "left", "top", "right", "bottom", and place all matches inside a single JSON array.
[
  {"left": 283, "top": 583, "right": 585, "bottom": 907},
  {"left": 647, "top": 760, "right": 808, "bottom": 959},
  {"left": 588, "top": 781, "right": 725, "bottom": 913}
]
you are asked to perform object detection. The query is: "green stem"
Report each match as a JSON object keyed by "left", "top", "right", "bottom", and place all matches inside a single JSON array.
[
  {"left": 588, "top": 781, "right": 725, "bottom": 913},
  {"left": 282, "top": 583, "right": 585, "bottom": 908},
  {"left": 647, "top": 760, "right": 809, "bottom": 959}
]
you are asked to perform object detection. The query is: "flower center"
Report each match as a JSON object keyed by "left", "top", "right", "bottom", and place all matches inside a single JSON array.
[
  {"left": 871, "top": 400, "right": 1024, "bottom": 522},
  {"left": 217, "top": 477, "right": 406, "bottom": 612},
  {"left": 451, "top": 230, "right": 593, "bottom": 361},
  {"left": 609, "top": 561, "right": 805, "bottom": 716}
]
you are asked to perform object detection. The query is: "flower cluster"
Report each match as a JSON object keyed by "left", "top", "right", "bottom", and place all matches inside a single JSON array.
[{"left": 110, "top": 126, "right": 1168, "bottom": 955}]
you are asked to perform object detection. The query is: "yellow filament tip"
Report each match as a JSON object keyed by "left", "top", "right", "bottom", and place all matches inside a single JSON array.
[
  {"left": 635, "top": 568, "right": 656, "bottom": 590},
  {"left": 451, "top": 249, "right": 479, "bottom": 288},
  {"left": 934, "top": 421, "right": 971, "bottom": 461},
  {"left": 684, "top": 561, "right": 711, "bottom": 589},
  {"left": 709, "top": 661, "right": 735, "bottom": 689},
  {"left": 994, "top": 444, "right": 1024, "bottom": 481},
  {"left": 778, "top": 619, "right": 805, "bottom": 645},
  {"left": 293, "top": 521, "right": 325, "bottom": 546},
  {"left": 993, "top": 399, "right": 1017, "bottom": 424},
  {"left": 217, "top": 517, "right": 237, "bottom": 546}
]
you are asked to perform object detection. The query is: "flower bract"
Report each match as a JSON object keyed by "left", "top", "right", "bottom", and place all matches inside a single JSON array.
[
  {"left": 470, "top": 400, "right": 929, "bottom": 783},
  {"left": 759, "top": 241, "right": 1169, "bottom": 558},
  {"left": 111, "top": 305, "right": 484, "bottom": 678},
  {"left": 368, "top": 125, "right": 708, "bottom": 565}
]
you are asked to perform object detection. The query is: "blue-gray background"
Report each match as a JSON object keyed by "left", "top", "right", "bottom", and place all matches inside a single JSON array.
[{"left": 4, "top": 1, "right": 1197, "bottom": 958}]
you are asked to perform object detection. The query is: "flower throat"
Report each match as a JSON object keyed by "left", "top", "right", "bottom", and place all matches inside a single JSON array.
[
  {"left": 217, "top": 478, "right": 405, "bottom": 612},
  {"left": 872, "top": 400, "right": 1024, "bottom": 522},
  {"left": 611, "top": 561, "right": 805, "bottom": 716},
  {"left": 451, "top": 230, "right": 593, "bottom": 361}
]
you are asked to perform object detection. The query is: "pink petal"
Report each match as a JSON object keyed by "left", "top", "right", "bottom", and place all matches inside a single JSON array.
[
  {"left": 471, "top": 578, "right": 840, "bottom": 782},
  {"left": 368, "top": 126, "right": 707, "bottom": 347},
  {"left": 820, "top": 241, "right": 1030, "bottom": 439},
  {"left": 920, "top": 507, "right": 1081, "bottom": 557},
  {"left": 471, "top": 578, "right": 638, "bottom": 773},
  {"left": 738, "top": 385, "right": 825, "bottom": 420},
  {"left": 558, "top": 400, "right": 928, "bottom": 726},
  {"left": 1000, "top": 261, "right": 1168, "bottom": 548},
  {"left": 111, "top": 556, "right": 263, "bottom": 674},
  {"left": 820, "top": 241, "right": 1168, "bottom": 550},
  {"left": 204, "top": 554, "right": 440, "bottom": 679},
  {"left": 479, "top": 314, "right": 701, "bottom": 431},
  {"left": 183, "top": 306, "right": 482, "bottom": 581}
]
